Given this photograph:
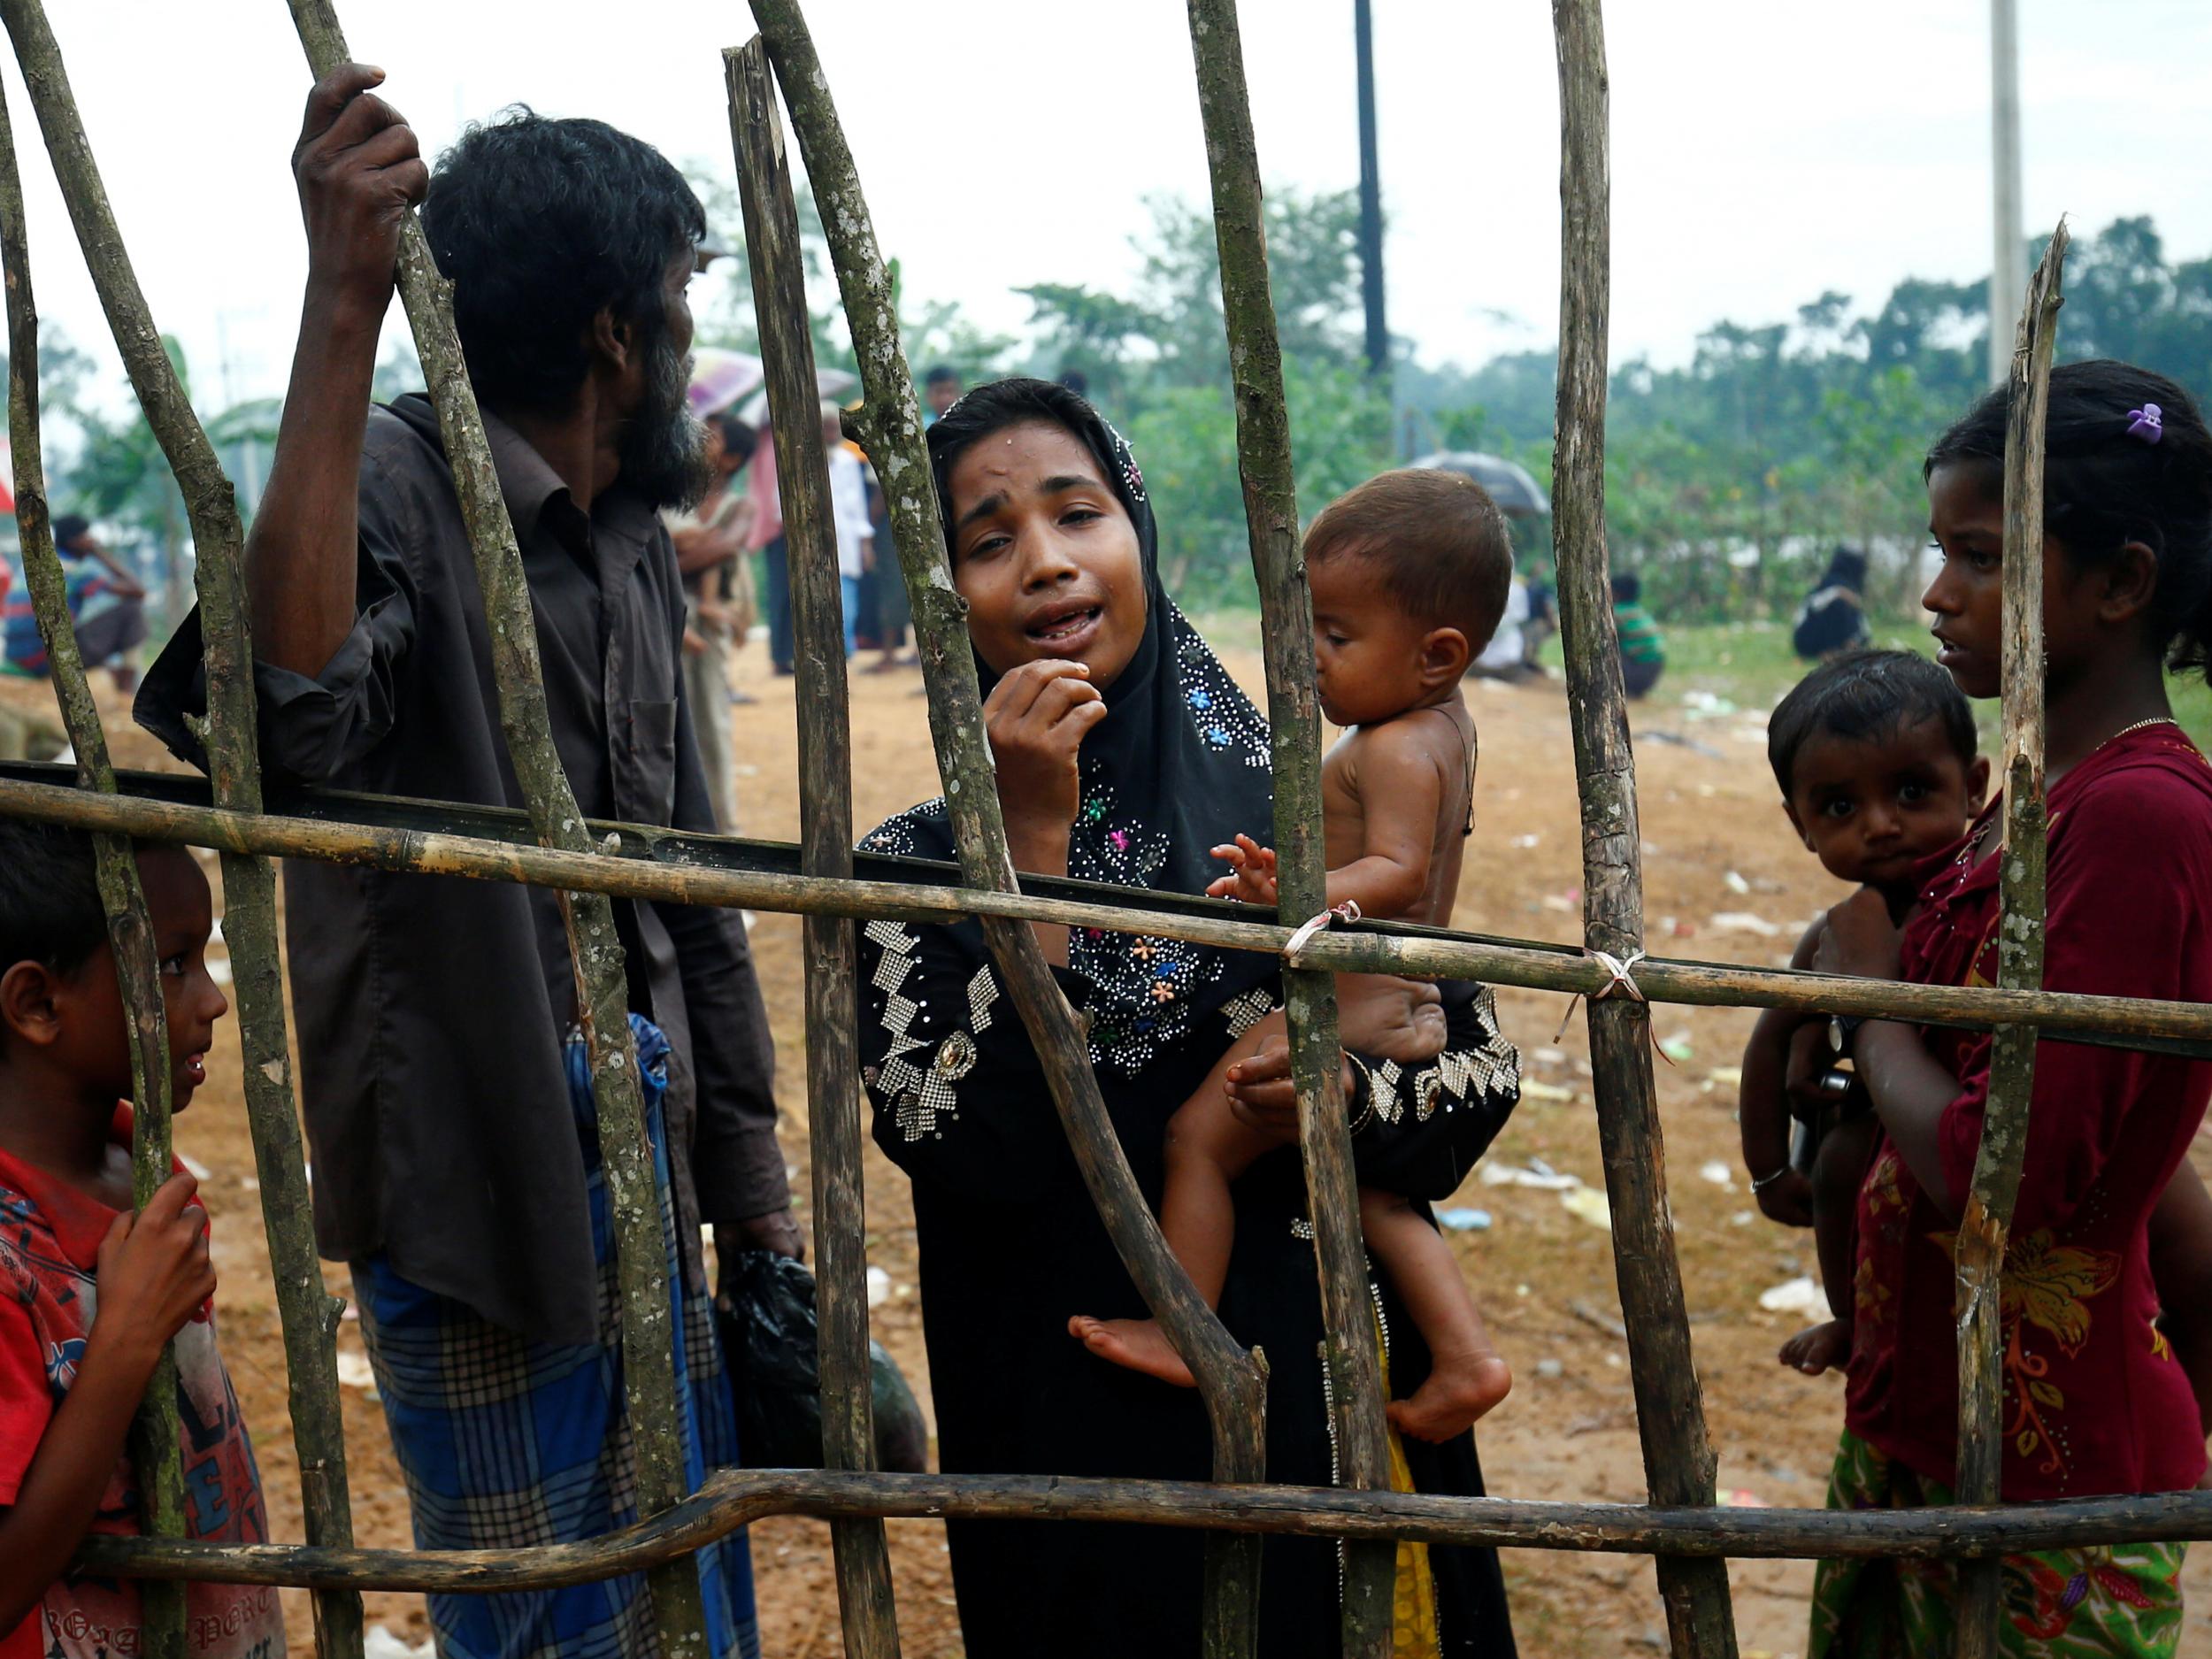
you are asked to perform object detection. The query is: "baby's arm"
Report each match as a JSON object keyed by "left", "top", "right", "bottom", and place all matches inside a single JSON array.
[
  {"left": 2148, "top": 1160, "right": 2212, "bottom": 1437},
  {"left": 1740, "top": 920, "right": 1825, "bottom": 1227},
  {"left": 0, "top": 1174, "right": 214, "bottom": 1635},
  {"left": 1318, "top": 719, "right": 1452, "bottom": 920}
]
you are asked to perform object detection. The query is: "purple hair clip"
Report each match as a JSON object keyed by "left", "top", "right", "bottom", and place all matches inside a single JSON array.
[{"left": 2127, "top": 403, "right": 2164, "bottom": 444}]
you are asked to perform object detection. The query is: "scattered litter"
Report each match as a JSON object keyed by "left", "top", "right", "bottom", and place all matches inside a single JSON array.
[
  {"left": 1707, "top": 1065, "right": 1742, "bottom": 1089},
  {"left": 1540, "top": 892, "right": 1578, "bottom": 914},
  {"left": 1730, "top": 1210, "right": 1756, "bottom": 1227},
  {"left": 1644, "top": 730, "right": 1725, "bottom": 758},
  {"left": 1438, "top": 1207, "right": 1492, "bottom": 1232},
  {"left": 1509, "top": 833, "right": 1541, "bottom": 849},
  {"left": 1640, "top": 841, "right": 1662, "bottom": 858},
  {"left": 364, "top": 1625, "right": 434, "bottom": 1659},
  {"left": 1560, "top": 1187, "right": 1612, "bottom": 1230},
  {"left": 1481, "top": 1158, "right": 1579, "bottom": 1192},
  {"left": 865, "top": 1265, "right": 894, "bottom": 1309},
  {"left": 1516, "top": 1284, "right": 1530, "bottom": 1297},
  {"left": 208, "top": 957, "right": 233, "bottom": 986},
  {"left": 1605, "top": 1352, "right": 1624, "bottom": 1368},
  {"left": 1698, "top": 1160, "right": 1734, "bottom": 1187},
  {"left": 1680, "top": 690, "right": 1739, "bottom": 720},
  {"left": 240, "top": 1177, "right": 258, "bottom": 1193},
  {"left": 341, "top": 1302, "right": 358, "bottom": 1322},
  {"left": 1659, "top": 1032, "right": 1696, "bottom": 1064},
  {"left": 335, "top": 1350, "right": 378, "bottom": 1393},
  {"left": 1566, "top": 1300, "right": 1627, "bottom": 1340},
  {"left": 1724, "top": 871, "right": 1752, "bottom": 895},
  {"left": 1709, "top": 911, "right": 1783, "bottom": 938},
  {"left": 1719, "top": 1489, "right": 1764, "bottom": 1509},
  {"left": 1533, "top": 1357, "right": 1564, "bottom": 1379},
  {"left": 1758, "top": 1276, "right": 1824, "bottom": 1315},
  {"left": 1520, "top": 1079, "right": 1574, "bottom": 1102},
  {"left": 179, "top": 1153, "right": 211, "bottom": 1181},
  {"left": 1533, "top": 1048, "right": 1568, "bottom": 1068}
]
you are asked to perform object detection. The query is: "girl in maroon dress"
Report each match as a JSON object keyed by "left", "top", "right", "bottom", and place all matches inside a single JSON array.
[{"left": 1808, "top": 362, "right": 2212, "bottom": 1656}]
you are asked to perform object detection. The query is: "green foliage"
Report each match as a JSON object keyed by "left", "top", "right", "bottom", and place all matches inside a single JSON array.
[{"left": 1412, "top": 216, "right": 2212, "bottom": 626}]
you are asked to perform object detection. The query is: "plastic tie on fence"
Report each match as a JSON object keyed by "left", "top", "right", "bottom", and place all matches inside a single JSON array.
[
  {"left": 1553, "top": 948, "right": 1676, "bottom": 1066},
  {"left": 1282, "top": 899, "right": 1363, "bottom": 963}
]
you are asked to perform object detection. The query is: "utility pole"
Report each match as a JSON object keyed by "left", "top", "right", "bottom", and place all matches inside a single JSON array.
[
  {"left": 1354, "top": 0, "right": 1389, "bottom": 388},
  {"left": 1987, "top": 0, "right": 2024, "bottom": 386}
]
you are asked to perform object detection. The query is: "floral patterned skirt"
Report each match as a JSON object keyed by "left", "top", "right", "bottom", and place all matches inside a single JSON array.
[{"left": 1809, "top": 1431, "right": 2185, "bottom": 1658}]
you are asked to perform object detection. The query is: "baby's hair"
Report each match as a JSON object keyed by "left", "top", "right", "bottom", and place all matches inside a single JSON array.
[
  {"left": 1767, "top": 649, "right": 1977, "bottom": 798},
  {"left": 1303, "top": 468, "right": 1512, "bottom": 647},
  {"left": 1926, "top": 359, "right": 2212, "bottom": 678},
  {"left": 0, "top": 818, "right": 108, "bottom": 979},
  {"left": 1609, "top": 571, "right": 1642, "bottom": 604}
]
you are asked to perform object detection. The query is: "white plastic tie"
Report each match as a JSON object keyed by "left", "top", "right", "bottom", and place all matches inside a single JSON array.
[
  {"left": 1282, "top": 899, "right": 1363, "bottom": 963},
  {"left": 1554, "top": 947, "right": 1674, "bottom": 1064}
]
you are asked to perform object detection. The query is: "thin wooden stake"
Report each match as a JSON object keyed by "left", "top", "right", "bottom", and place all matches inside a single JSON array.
[
  {"left": 1549, "top": 4, "right": 1738, "bottom": 1655},
  {"left": 10, "top": 771, "right": 2212, "bottom": 1058},
  {"left": 1955, "top": 219, "right": 2068, "bottom": 1659},
  {"left": 741, "top": 4, "right": 1270, "bottom": 1653},
  {"left": 0, "top": 74, "right": 188, "bottom": 1659},
  {"left": 1180, "top": 0, "right": 1394, "bottom": 1650},
  {"left": 278, "top": 8, "right": 706, "bottom": 1656},
  {"left": 0, "top": 7, "right": 366, "bottom": 1651},
  {"left": 726, "top": 40, "right": 899, "bottom": 1658},
  {"left": 67, "top": 1465, "right": 2212, "bottom": 1591}
]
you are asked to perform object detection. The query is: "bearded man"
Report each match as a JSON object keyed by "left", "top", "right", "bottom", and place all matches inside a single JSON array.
[{"left": 139, "top": 67, "right": 788, "bottom": 1659}]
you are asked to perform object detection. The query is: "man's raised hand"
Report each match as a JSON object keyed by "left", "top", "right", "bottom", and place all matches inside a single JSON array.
[{"left": 293, "top": 64, "right": 427, "bottom": 327}]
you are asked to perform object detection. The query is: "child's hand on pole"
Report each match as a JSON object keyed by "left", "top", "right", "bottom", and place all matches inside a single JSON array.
[{"left": 90, "top": 1172, "right": 215, "bottom": 1372}]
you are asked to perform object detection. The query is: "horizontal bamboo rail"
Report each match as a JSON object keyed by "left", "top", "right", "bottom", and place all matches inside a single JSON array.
[
  {"left": 71, "top": 1469, "right": 2212, "bottom": 1590},
  {"left": 4, "top": 772, "right": 2208, "bottom": 1055}
]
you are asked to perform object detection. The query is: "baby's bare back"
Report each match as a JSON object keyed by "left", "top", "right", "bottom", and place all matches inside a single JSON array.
[{"left": 1319, "top": 699, "right": 1477, "bottom": 1063}]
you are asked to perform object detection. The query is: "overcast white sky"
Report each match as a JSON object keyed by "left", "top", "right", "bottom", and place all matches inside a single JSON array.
[{"left": 11, "top": 0, "right": 2211, "bottom": 419}]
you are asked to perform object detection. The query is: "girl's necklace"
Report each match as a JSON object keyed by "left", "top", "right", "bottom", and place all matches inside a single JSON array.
[{"left": 1949, "top": 717, "right": 2182, "bottom": 885}]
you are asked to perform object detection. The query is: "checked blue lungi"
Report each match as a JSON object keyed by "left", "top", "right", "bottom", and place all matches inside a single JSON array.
[{"left": 354, "top": 1016, "right": 760, "bottom": 1659}]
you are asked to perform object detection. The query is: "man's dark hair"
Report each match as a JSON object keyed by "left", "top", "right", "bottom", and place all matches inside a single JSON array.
[
  {"left": 1304, "top": 468, "right": 1513, "bottom": 648},
  {"left": 923, "top": 365, "right": 960, "bottom": 389},
  {"left": 0, "top": 818, "right": 107, "bottom": 981},
  {"left": 1610, "top": 572, "right": 1641, "bottom": 604},
  {"left": 421, "top": 109, "right": 704, "bottom": 415},
  {"left": 50, "top": 513, "right": 89, "bottom": 549},
  {"left": 1767, "top": 649, "right": 1977, "bottom": 797}
]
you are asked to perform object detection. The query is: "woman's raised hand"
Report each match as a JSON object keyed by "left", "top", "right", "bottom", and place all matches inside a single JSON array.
[{"left": 984, "top": 660, "right": 1107, "bottom": 857}]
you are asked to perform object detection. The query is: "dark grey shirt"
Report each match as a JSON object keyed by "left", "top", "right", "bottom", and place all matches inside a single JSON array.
[{"left": 139, "top": 395, "right": 786, "bottom": 1344}]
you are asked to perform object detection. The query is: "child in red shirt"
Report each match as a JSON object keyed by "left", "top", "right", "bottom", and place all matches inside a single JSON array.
[{"left": 0, "top": 821, "right": 281, "bottom": 1659}]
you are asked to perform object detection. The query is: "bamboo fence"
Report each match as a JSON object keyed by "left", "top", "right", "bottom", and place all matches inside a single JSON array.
[{"left": 0, "top": 0, "right": 2174, "bottom": 1655}]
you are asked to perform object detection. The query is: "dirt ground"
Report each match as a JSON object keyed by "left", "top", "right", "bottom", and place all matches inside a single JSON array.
[{"left": 10, "top": 646, "right": 2212, "bottom": 1659}]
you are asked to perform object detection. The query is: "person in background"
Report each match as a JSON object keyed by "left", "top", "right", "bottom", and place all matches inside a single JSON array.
[
  {"left": 1469, "top": 574, "right": 1530, "bottom": 681},
  {"left": 1793, "top": 544, "right": 1876, "bottom": 664},
  {"left": 823, "top": 403, "right": 874, "bottom": 657},
  {"left": 752, "top": 423, "right": 793, "bottom": 676},
  {"left": 1610, "top": 570, "right": 1665, "bottom": 698},
  {"left": 2, "top": 518, "right": 148, "bottom": 695},
  {"left": 923, "top": 363, "right": 962, "bottom": 426},
  {"left": 856, "top": 456, "right": 911, "bottom": 673},
  {"left": 137, "top": 71, "right": 789, "bottom": 1659},
  {"left": 1056, "top": 368, "right": 1090, "bottom": 399},
  {"left": 1521, "top": 562, "right": 1559, "bottom": 674},
  {"left": 666, "top": 412, "right": 759, "bottom": 828}
]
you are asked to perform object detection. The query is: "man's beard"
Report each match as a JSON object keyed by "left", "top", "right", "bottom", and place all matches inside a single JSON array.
[{"left": 618, "top": 326, "right": 712, "bottom": 511}]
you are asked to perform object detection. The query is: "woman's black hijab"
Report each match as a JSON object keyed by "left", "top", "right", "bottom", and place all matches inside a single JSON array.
[{"left": 862, "top": 378, "right": 1279, "bottom": 1075}]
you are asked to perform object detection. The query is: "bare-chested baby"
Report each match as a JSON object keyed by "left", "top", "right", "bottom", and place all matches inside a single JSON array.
[{"left": 1071, "top": 468, "right": 1517, "bottom": 1442}]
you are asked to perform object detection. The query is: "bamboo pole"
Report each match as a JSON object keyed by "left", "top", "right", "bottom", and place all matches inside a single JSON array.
[
  {"left": 0, "top": 8, "right": 366, "bottom": 1651},
  {"left": 69, "top": 1467, "right": 2212, "bottom": 1592},
  {"left": 725, "top": 41, "right": 900, "bottom": 1657},
  {"left": 0, "top": 76, "right": 188, "bottom": 1659},
  {"left": 273, "top": 8, "right": 706, "bottom": 1655},
  {"left": 1180, "top": 1, "right": 1394, "bottom": 1648},
  {"left": 741, "top": 4, "right": 1271, "bottom": 1651},
  {"left": 1954, "top": 221, "right": 2068, "bottom": 1658},
  {"left": 7, "top": 773, "right": 2212, "bottom": 1057},
  {"left": 1549, "top": 4, "right": 1738, "bottom": 1655}
]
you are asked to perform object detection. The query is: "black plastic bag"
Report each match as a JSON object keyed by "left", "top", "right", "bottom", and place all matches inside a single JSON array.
[{"left": 718, "top": 1249, "right": 927, "bottom": 1473}]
